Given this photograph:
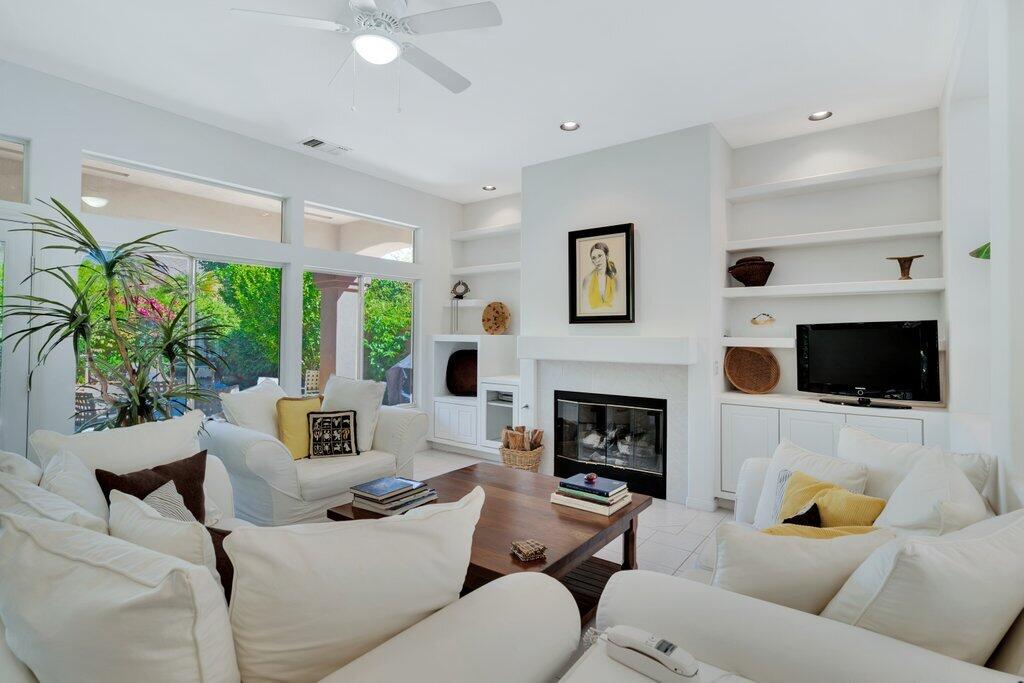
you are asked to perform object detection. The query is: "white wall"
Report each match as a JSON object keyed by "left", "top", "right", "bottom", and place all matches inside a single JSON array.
[
  {"left": 0, "top": 61, "right": 459, "bottom": 452},
  {"left": 519, "top": 125, "right": 721, "bottom": 505}
]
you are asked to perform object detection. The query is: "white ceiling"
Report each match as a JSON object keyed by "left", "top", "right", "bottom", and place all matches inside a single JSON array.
[{"left": 0, "top": 0, "right": 964, "bottom": 204}]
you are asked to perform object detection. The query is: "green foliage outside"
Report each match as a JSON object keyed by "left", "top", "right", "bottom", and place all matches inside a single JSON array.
[{"left": 362, "top": 278, "right": 412, "bottom": 382}]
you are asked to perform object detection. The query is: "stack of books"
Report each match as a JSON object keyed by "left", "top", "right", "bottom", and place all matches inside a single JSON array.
[
  {"left": 350, "top": 476, "right": 437, "bottom": 515},
  {"left": 550, "top": 473, "right": 631, "bottom": 516}
]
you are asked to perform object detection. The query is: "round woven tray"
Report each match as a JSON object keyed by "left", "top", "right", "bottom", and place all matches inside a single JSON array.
[
  {"left": 482, "top": 301, "right": 511, "bottom": 335},
  {"left": 500, "top": 446, "right": 544, "bottom": 473},
  {"left": 724, "top": 347, "right": 780, "bottom": 394}
]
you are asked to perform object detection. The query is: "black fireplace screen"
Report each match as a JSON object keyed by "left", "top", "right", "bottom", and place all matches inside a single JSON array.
[{"left": 555, "top": 391, "right": 666, "bottom": 475}]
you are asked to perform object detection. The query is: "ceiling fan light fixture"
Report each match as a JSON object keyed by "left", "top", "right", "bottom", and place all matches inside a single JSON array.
[
  {"left": 351, "top": 33, "right": 401, "bottom": 65},
  {"left": 559, "top": 121, "right": 581, "bottom": 131},
  {"left": 81, "top": 196, "right": 109, "bottom": 208},
  {"left": 808, "top": 110, "right": 833, "bottom": 121}
]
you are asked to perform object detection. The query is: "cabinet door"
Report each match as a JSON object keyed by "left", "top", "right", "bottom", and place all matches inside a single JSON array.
[
  {"left": 433, "top": 402, "right": 453, "bottom": 441},
  {"left": 780, "top": 409, "right": 844, "bottom": 456},
  {"left": 453, "top": 405, "right": 478, "bottom": 444},
  {"left": 845, "top": 414, "right": 924, "bottom": 444},
  {"left": 721, "top": 404, "right": 779, "bottom": 494}
]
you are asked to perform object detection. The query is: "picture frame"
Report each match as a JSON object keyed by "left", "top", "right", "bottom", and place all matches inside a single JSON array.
[{"left": 568, "top": 223, "right": 634, "bottom": 324}]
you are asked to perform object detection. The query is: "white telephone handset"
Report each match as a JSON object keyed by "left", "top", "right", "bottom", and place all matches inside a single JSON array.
[{"left": 605, "top": 625, "right": 700, "bottom": 682}]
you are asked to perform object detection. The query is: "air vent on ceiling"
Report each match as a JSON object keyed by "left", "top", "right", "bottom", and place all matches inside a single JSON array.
[{"left": 299, "top": 137, "right": 351, "bottom": 155}]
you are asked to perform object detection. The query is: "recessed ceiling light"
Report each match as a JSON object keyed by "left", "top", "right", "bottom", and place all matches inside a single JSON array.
[
  {"left": 351, "top": 33, "right": 401, "bottom": 65},
  {"left": 482, "top": 185, "right": 497, "bottom": 191},
  {"left": 560, "top": 121, "right": 581, "bottom": 131},
  {"left": 81, "top": 196, "right": 109, "bottom": 208},
  {"left": 808, "top": 110, "right": 833, "bottom": 121}
]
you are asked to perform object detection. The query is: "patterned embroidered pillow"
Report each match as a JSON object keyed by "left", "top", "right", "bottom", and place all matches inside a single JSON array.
[
  {"left": 142, "top": 480, "right": 197, "bottom": 522},
  {"left": 308, "top": 411, "right": 359, "bottom": 458}
]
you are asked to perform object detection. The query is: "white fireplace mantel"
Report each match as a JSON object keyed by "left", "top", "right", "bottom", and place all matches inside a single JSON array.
[{"left": 517, "top": 336, "right": 698, "bottom": 366}]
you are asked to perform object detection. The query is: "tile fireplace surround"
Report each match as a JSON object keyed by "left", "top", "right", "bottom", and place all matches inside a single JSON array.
[{"left": 536, "top": 360, "right": 688, "bottom": 503}]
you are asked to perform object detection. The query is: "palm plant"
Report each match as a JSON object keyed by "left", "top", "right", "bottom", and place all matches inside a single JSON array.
[{"left": 1, "top": 198, "right": 226, "bottom": 430}]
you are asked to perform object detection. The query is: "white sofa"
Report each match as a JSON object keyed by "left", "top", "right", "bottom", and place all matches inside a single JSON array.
[{"left": 203, "top": 405, "right": 428, "bottom": 526}]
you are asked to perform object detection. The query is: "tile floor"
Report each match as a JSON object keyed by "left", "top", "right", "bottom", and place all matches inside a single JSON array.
[{"left": 414, "top": 449, "right": 734, "bottom": 576}]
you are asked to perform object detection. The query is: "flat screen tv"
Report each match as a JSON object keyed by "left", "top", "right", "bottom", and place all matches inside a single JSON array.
[{"left": 796, "top": 321, "right": 940, "bottom": 403}]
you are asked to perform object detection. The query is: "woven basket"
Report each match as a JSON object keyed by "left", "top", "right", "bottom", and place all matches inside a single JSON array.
[
  {"left": 500, "top": 446, "right": 544, "bottom": 473},
  {"left": 724, "top": 347, "right": 780, "bottom": 394}
]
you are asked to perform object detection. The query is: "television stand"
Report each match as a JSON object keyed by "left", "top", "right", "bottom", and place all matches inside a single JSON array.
[{"left": 819, "top": 397, "right": 912, "bottom": 410}]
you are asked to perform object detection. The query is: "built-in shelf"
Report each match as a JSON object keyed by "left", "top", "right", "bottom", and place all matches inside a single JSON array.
[
  {"left": 725, "top": 221, "right": 943, "bottom": 252},
  {"left": 718, "top": 390, "right": 948, "bottom": 414},
  {"left": 518, "top": 336, "right": 698, "bottom": 366},
  {"left": 725, "top": 157, "right": 943, "bottom": 203},
  {"left": 450, "top": 261, "right": 521, "bottom": 276},
  {"left": 487, "top": 400, "right": 514, "bottom": 409},
  {"left": 722, "top": 337, "right": 796, "bottom": 348},
  {"left": 722, "top": 278, "right": 945, "bottom": 299},
  {"left": 433, "top": 394, "right": 477, "bottom": 406},
  {"left": 442, "top": 299, "right": 486, "bottom": 308},
  {"left": 480, "top": 374, "right": 520, "bottom": 385},
  {"left": 450, "top": 223, "right": 521, "bottom": 242}
]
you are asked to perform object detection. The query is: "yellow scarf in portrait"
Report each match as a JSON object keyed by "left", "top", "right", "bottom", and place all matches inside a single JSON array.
[{"left": 588, "top": 267, "right": 616, "bottom": 308}]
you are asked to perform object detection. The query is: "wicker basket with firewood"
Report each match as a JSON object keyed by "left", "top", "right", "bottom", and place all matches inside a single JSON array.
[{"left": 499, "top": 426, "right": 544, "bottom": 472}]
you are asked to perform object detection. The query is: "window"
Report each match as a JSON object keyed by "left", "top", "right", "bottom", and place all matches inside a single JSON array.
[
  {"left": 302, "top": 272, "right": 414, "bottom": 405},
  {"left": 74, "top": 254, "right": 281, "bottom": 430},
  {"left": 303, "top": 203, "right": 414, "bottom": 262},
  {"left": 80, "top": 157, "right": 283, "bottom": 241},
  {"left": 0, "top": 138, "right": 26, "bottom": 204}
]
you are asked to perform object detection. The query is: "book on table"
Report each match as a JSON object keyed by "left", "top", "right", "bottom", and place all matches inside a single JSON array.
[
  {"left": 352, "top": 487, "right": 438, "bottom": 515},
  {"left": 350, "top": 476, "right": 425, "bottom": 502},
  {"left": 558, "top": 473, "right": 627, "bottom": 498},
  {"left": 555, "top": 486, "right": 631, "bottom": 506},
  {"left": 550, "top": 490, "right": 633, "bottom": 516}
]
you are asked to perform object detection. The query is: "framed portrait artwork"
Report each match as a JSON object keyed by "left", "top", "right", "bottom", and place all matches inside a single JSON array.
[{"left": 568, "top": 223, "right": 635, "bottom": 324}]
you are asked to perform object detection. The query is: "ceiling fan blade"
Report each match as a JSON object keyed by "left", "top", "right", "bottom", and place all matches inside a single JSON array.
[
  {"left": 349, "top": 0, "right": 379, "bottom": 13},
  {"left": 402, "top": 2, "right": 502, "bottom": 34},
  {"left": 401, "top": 43, "right": 471, "bottom": 93},
  {"left": 231, "top": 8, "right": 349, "bottom": 32}
]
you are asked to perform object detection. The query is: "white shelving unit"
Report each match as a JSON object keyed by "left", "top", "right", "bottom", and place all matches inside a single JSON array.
[
  {"left": 725, "top": 156, "right": 943, "bottom": 203},
  {"left": 722, "top": 278, "right": 946, "bottom": 299},
  {"left": 450, "top": 222, "right": 520, "bottom": 242},
  {"left": 722, "top": 337, "right": 795, "bottom": 348},
  {"left": 725, "top": 220, "right": 942, "bottom": 252},
  {"left": 450, "top": 261, "right": 521, "bottom": 276}
]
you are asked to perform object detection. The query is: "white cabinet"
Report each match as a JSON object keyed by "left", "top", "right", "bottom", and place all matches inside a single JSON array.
[
  {"left": 780, "top": 409, "right": 844, "bottom": 456},
  {"left": 845, "top": 414, "right": 923, "bottom": 444},
  {"left": 434, "top": 400, "right": 477, "bottom": 445},
  {"left": 721, "top": 404, "right": 779, "bottom": 494},
  {"left": 479, "top": 382, "right": 518, "bottom": 449}
]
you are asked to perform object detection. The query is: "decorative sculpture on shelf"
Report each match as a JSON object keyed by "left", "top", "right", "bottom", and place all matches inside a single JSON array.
[
  {"left": 449, "top": 280, "right": 471, "bottom": 333},
  {"left": 886, "top": 254, "right": 924, "bottom": 280}
]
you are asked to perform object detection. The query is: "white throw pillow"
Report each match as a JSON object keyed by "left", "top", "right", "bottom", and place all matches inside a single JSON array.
[
  {"left": 711, "top": 522, "right": 896, "bottom": 614},
  {"left": 0, "top": 450, "right": 42, "bottom": 484},
  {"left": 0, "top": 472, "right": 106, "bottom": 533},
  {"left": 219, "top": 381, "right": 286, "bottom": 438},
  {"left": 39, "top": 450, "right": 109, "bottom": 520},
  {"left": 321, "top": 375, "right": 386, "bottom": 453},
  {"left": 226, "top": 487, "right": 484, "bottom": 682},
  {"left": 752, "top": 440, "right": 869, "bottom": 529},
  {"left": 29, "top": 409, "right": 205, "bottom": 470},
  {"left": 0, "top": 512, "right": 238, "bottom": 682},
  {"left": 108, "top": 489, "right": 219, "bottom": 582},
  {"left": 823, "top": 510, "right": 1024, "bottom": 664},
  {"left": 837, "top": 426, "right": 992, "bottom": 499},
  {"left": 875, "top": 456, "right": 991, "bottom": 535}
]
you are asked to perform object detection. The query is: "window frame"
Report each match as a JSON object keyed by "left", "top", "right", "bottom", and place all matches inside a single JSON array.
[
  {"left": 0, "top": 134, "right": 29, "bottom": 207},
  {"left": 303, "top": 200, "right": 419, "bottom": 264}
]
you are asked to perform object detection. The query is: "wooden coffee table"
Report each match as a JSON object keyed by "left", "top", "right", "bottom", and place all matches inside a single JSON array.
[{"left": 327, "top": 462, "right": 652, "bottom": 623}]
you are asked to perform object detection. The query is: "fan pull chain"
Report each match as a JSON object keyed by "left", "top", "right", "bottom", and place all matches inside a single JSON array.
[
  {"left": 396, "top": 53, "right": 403, "bottom": 114},
  {"left": 329, "top": 49, "right": 354, "bottom": 88},
  {"left": 351, "top": 54, "right": 358, "bottom": 112}
]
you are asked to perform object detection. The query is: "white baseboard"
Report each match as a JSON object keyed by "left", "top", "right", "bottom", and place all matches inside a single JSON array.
[{"left": 686, "top": 496, "right": 719, "bottom": 512}]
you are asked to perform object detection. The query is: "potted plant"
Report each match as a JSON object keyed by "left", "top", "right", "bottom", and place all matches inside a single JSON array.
[{"left": 1, "top": 199, "right": 225, "bottom": 430}]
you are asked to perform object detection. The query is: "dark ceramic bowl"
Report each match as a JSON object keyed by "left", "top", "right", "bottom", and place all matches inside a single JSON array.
[{"left": 728, "top": 259, "right": 775, "bottom": 287}]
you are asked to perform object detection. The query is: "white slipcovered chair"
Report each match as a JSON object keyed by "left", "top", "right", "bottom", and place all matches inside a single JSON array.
[{"left": 202, "top": 402, "right": 428, "bottom": 526}]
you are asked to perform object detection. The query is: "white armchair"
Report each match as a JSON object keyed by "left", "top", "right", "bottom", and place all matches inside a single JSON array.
[{"left": 202, "top": 405, "right": 428, "bottom": 526}]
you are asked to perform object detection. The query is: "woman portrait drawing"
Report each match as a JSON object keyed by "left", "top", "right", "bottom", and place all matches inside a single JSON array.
[{"left": 568, "top": 224, "right": 634, "bottom": 324}]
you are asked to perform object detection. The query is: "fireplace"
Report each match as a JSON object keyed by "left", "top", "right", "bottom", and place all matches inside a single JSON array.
[{"left": 554, "top": 390, "right": 667, "bottom": 498}]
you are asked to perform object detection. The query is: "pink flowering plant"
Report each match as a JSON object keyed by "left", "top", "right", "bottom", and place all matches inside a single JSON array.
[{"left": 1, "top": 199, "right": 225, "bottom": 429}]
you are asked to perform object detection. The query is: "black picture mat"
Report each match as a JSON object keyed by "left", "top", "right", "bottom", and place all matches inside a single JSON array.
[{"left": 567, "top": 223, "right": 635, "bottom": 324}]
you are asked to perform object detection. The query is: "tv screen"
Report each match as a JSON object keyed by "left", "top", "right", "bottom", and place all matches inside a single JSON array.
[{"left": 796, "top": 321, "right": 940, "bottom": 402}]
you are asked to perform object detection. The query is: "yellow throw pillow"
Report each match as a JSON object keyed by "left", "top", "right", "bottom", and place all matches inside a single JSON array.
[
  {"left": 762, "top": 524, "right": 880, "bottom": 539},
  {"left": 779, "top": 470, "right": 887, "bottom": 527},
  {"left": 777, "top": 470, "right": 838, "bottom": 523},
  {"left": 813, "top": 487, "right": 887, "bottom": 527},
  {"left": 277, "top": 396, "right": 323, "bottom": 460}
]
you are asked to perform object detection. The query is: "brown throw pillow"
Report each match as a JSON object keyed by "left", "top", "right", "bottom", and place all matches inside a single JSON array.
[
  {"left": 95, "top": 451, "right": 207, "bottom": 524},
  {"left": 205, "top": 527, "right": 234, "bottom": 601}
]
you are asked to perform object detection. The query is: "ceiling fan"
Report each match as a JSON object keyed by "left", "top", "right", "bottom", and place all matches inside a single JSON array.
[{"left": 231, "top": 0, "right": 502, "bottom": 93}]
